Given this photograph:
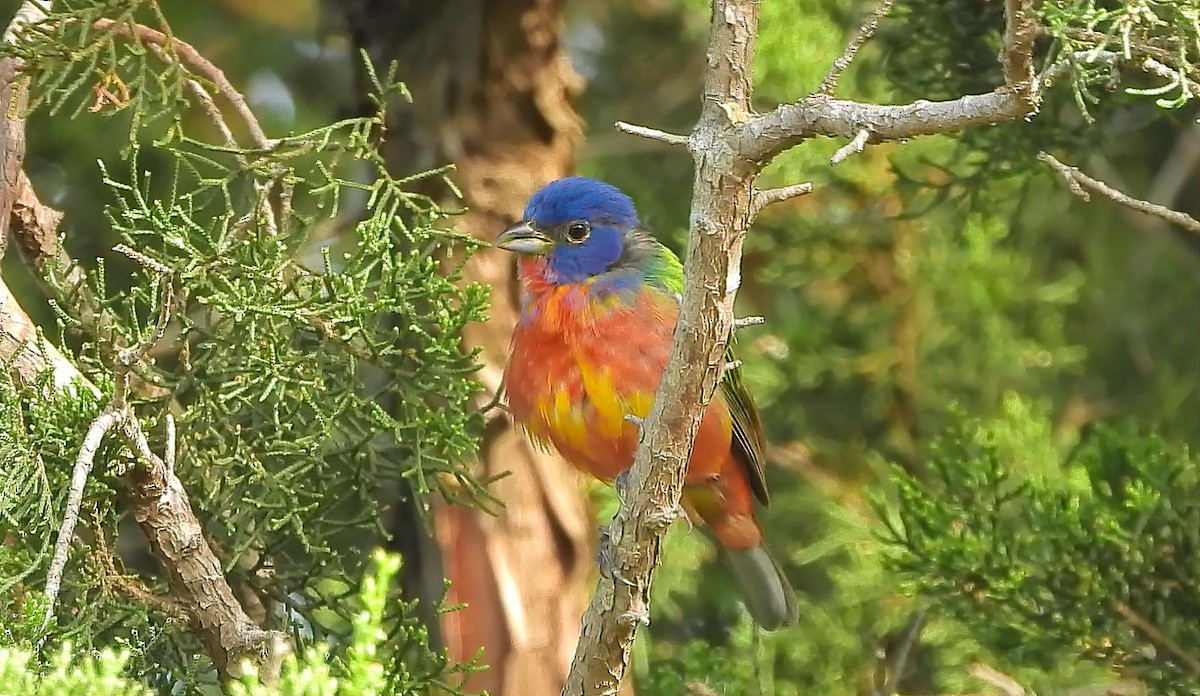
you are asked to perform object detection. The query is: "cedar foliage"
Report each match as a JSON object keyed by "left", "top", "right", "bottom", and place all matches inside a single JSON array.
[{"left": 1, "top": 0, "right": 487, "bottom": 692}]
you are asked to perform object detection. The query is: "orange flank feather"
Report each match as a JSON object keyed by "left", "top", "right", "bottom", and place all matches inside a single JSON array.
[{"left": 504, "top": 257, "right": 762, "bottom": 551}]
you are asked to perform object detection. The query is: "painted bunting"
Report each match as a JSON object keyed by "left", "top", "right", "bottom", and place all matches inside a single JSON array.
[{"left": 497, "top": 176, "right": 798, "bottom": 630}]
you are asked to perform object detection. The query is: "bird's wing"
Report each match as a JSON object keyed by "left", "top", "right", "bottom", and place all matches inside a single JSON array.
[{"left": 642, "top": 236, "right": 771, "bottom": 506}]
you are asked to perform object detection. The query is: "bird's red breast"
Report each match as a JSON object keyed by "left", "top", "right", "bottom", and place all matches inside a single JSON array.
[{"left": 504, "top": 257, "right": 763, "bottom": 550}]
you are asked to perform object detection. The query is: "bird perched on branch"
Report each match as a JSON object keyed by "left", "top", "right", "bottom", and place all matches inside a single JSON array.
[{"left": 496, "top": 176, "right": 798, "bottom": 630}]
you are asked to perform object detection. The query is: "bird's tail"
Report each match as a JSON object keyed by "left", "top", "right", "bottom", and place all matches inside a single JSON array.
[{"left": 719, "top": 540, "right": 799, "bottom": 630}]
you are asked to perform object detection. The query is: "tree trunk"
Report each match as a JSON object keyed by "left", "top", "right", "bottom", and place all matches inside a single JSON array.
[{"left": 331, "top": 1, "right": 592, "bottom": 693}]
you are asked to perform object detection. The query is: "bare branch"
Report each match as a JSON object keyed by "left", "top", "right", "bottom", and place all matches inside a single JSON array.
[
  {"left": 565, "top": 0, "right": 1050, "bottom": 690},
  {"left": 749, "top": 183, "right": 813, "bottom": 221},
  {"left": 566, "top": 0, "right": 1180, "bottom": 692},
  {"left": 733, "top": 315, "right": 765, "bottom": 329},
  {"left": 1039, "top": 152, "right": 1200, "bottom": 236},
  {"left": 740, "top": 89, "right": 1031, "bottom": 165},
  {"left": 614, "top": 120, "right": 690, "bottom": 147},
  {"left": 830, "top": 127, "right": 872, "bottom": 164},
  {"left": 43, "top": 406, "right": 122, "bottom": 629},
  {"left": 818, "top": 0, "right": 896, "bottom": 95}
]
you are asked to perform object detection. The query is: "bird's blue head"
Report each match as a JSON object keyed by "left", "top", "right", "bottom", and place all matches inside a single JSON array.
[{"left": 496, "top": 177, "right": 639, "bottom": 283}]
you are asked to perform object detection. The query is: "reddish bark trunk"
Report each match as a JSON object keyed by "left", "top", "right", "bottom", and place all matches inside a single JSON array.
[{"left": 333, "top": 1, "right": 592, "bottom": 693}]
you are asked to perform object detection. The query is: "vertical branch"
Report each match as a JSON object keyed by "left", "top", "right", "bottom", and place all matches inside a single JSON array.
[
  {"left": 562, "top": 1, "right": 761, "bottom": 692},
  {"left": 1002, "top": 0, "right": 1038, "bottom": 107}
]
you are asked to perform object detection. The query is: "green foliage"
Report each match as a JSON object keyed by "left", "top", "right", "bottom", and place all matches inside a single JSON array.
[
  {"left": 882, "top": 410, "right": 1199, "bottom": 695},
  {"left": 1, "top": 1, "right": 487, "bottom": 691},
  {"left": 0, "top": 552, "right": 479, "bottom": 696}
]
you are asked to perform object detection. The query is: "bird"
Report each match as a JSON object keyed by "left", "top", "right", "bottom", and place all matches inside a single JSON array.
[{"left": 495, "top": 176, "right": 798, "bottom": 630}]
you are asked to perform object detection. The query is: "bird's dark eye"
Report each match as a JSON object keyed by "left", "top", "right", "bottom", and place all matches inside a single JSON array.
[{"left": 565, "top": 221, "right": 590, "bottom": 243}]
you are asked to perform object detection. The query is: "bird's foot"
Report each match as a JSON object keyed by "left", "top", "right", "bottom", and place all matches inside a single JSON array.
[
  {"left": 620, "top": 595, "right": 651, "bottom": 627},
  {"left": 646, "top": 502, "right": 691, "bottom": 531},
  {"left": 596, "top": 524, "right": 634, "bottom": 587},
  {"left": 613, "top": 466, "right": 636, "bottom": 504}
]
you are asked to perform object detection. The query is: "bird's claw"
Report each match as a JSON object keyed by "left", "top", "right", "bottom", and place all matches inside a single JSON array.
[
  {"left": 620, "top": 606, "right": 651, "bottom": 627},
  {"left": 647, "top": 502, "right": 691, "bottom": 531},
  {"left": 596, "top": 524, "right": 635, "bottom": 587},
  {"left": 613, "top": 467, "right": 635, "bottom": 504}
]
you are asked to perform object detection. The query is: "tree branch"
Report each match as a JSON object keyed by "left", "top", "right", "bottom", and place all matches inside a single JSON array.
[
  {"left": 567, "top": 0, "right": 1060, "bottom": 693},
  {"left": 564, "top": 1, "right": 760, "bottom": 692},
  {"left": 830, "top": 127, "right": 872, "bottom": 164},
  {"left": 1039, "top": 152, "right": 1200, "bottom": 236},
  {"left": 738, "top": 0, "right": 1038, "bottom": 165},
  {"left": 615, "top": 120, "right": 690, "bottom": 147},
  {"left": 740, "top": 88, "right": 1033, "bottom": 165},
  {"left": 749, "top": 182, "right": 813, "bottom": 221}
]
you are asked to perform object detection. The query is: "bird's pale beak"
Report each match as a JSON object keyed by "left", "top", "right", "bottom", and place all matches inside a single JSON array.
[{"left": 495, "top": 220, "right": 553, "bottom": 255}]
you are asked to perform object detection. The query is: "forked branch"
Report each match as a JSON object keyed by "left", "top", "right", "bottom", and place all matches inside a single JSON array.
[
  {"left": 569, "top": 0, "right": 1048, "bottom": 692},
  {"left": 1039, "top": 152, "right": 1200, "bottom": 236}
]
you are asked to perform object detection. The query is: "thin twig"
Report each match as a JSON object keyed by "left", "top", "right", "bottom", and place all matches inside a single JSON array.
[
  {"left": 1112, "top": 600, "right": 1200, "bottom": 676},
  {"left": 1059, "top": 26, "right": 1200, "bottom": 85},
  {"left": 44, "top": 407, "right": 122, "bottom": 630},
  {"left": 89, "top": 525, "right": 187, "bottom": 621},
  {"left": 750, "top": 183, "right": 813, "bottom": 220},
  {"left": 92, "top": 18, "right": 270, "bottom": 149},
  {"left": 733, "top": 315, "right": 765, "bottom": 329},
  {"left": 831, "top": 128, "right": 872, "bottom": 164},
  {"left": 873, "top": 609, "right": 928, "bottom": 696},
  {"left": 1039, "top": 152, "right": 1200, "bottom": 236},
  {"left": 818, "top": 0, "right": 896, "bottom": 95},
  {"left": 183, "top": 79, "right": 245, "bottom": 159},
  {"left": 614, "top": 121, "right": 690, "bottom": 147},
  {"left": 1141, "top": 57, "right": 1200, "bottom": 95},
  {"left": 968, "top": 663, "right": 1027, "bottom": 696}
]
